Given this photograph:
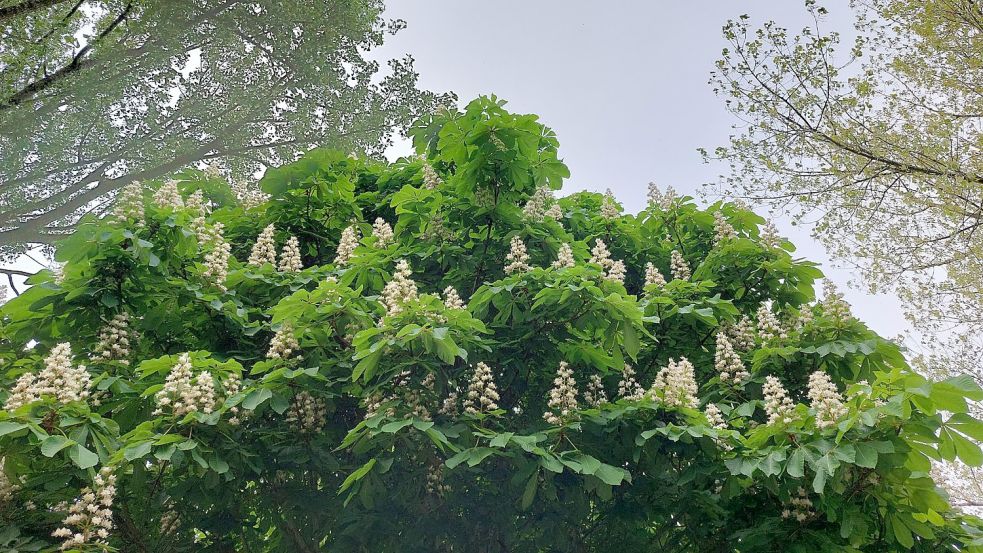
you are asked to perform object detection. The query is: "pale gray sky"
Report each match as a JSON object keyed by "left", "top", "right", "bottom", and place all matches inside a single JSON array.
[{"left": 375, "top": 0, "right": 909, "bottom": 339}]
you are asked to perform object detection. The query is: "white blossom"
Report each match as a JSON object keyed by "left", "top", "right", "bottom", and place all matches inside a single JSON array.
[
  {"left": 584, "top": 374, "right": 608, "bottom": 407},
  {"left": 763, "top": 375, "right": 796, "bottom": 425},
  {"left": 522, "top": 185, "right": 554, "bottom": 221},
  {"left": 4, "top": 343, "right": 91, "bottom": 410},
  {"left": 617, "top": 364, "right": 645, "bottom": 400},
  {"left": 93, "top": 312, "right": 137, "bottom": 365},
  {"left": 153, "top": 353, "right": 217, "bottom": 417},
  {"left": 443, "top": 286, "right": 465, "bottom": 310},
  {"left": 704, "top": 403, "right": 727, "bottom": 430},
  {"left": 543, "top": 361, "right": 578, "bottom": 424},
  {"left": 52, "top": 466, "right": 116, "bottom": 551},
  {"left": 722, "top": 316, "right": 755, "bottom": 351},
  {"left": 669, "top": 250, "right": 691, "bottom": 281},
  {"left": 463, "top": 362, "right": 500, "bottom": 415},
  {"left": 552, "top": 243, "right": 576, "bottom": 269},
  {"left": 285, "top": 391, "right": 327, "bottom": 434},
  {"left": 504, "top": 235, "right": 531, "bottom": 274},
  {"left": 267, "top": 322, "right": 301, "bottom": 361},
  {"left": 202, "top": 223, "right": 232, "bottom": 291},
  {"left": 714, "top": 334, "right": 749, "bottom": 384},
  {"left": 650, "top": 357, "right": 698, "bottom": 409},
  {"left": 185, "top": 189, "right": 206, "bottom": 213},
  {"left": 644, "top": 262, "right": 667, "bottom": 288},
  {"left": 248, "top": 224, "right": 278, "bottom": 267},
  {"left": 588, "top": 239, "right": 626, "bottom": 282},
  {"left": 334, "top": 225, "right": 360, "bottom": 267},
  {"left": 543, "top": 203, "right": 563, "bottom": 220},
  {"left": 278, "top": 236, "right": 303, "bottom": 272},
  {"left": 372, "top": 218, "right": 395, "bottom": 248},
  {"left": 796, "top": 305, "right": 815, "bottom": 330},
  {"left": 231, "top": 180, "right": 270, "bottom": 209},
  {"left": 760, "top": 220, "right": 782, "bottom": 249},
  {"left": 647, "top": 182, "right": 677, "bottom": 210},
  {"left": 426, "top": 460, "right": 451, "bottom": 496},
  {"left": 439, "top": 389, "right": 460, "bottom": 417},
  {"left": 421, "top": 163, "right": 442, "bottom": 189},
  {"left": 713, "top": 211, "right": 737, "bottom": 244},
  {"left": 821, "top": 281, "right": 853, "bottom": 323},
  {"left": 0, "top": 458, "right": 20, "bottom": 506},
  {"left": 153, "top": 180, "right": 184, "bottom": 209},
  {"left": 807, "top": 371, "right": 847, "bottom": 430},
  {"left": 113, "top": 181, "right": 145, "bottom": 226},
  {"left": 600, "top": 188, "right": 619, "bottom": 220},
  {"left": 382, "top": 260, "right": 419, "bottom": 317},
  {"left": 782, "top": 488, "right": 814, "bottom": 522},
  {"left": 756, "top": 303, "right": 788, "bottom": 343}
]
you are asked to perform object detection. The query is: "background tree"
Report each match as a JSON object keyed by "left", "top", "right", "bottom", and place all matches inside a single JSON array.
[
  {"left": 0, "top": 0, "right": 451, "bottom": 255},
  {"left": 707, "top": 0, "right": 983, "bottom": 510},
  {"left": 0, "top": 97, "right": 981, "bottom": 551},
  {"left": 708, "top": 0, "right": 983, "bottom": 370}
]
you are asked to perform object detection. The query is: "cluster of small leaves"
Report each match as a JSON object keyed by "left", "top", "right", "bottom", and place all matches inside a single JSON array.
[{"left": 0, "top": 96, "right": 981, "bottom": 552}]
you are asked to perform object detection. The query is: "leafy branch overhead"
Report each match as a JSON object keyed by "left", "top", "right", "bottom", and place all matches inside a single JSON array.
[{"left": 1, "top": 97, "right": 982, "bottom": 552}]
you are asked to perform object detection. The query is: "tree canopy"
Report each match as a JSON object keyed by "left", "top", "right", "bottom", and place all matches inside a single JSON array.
[
  {"left": 706, "top": 0, "right": 983, "bottom": 388},
  {"left": 1, "top": 96, "right": 982, "bottom": 552},
  {"left": 0, "top": 0, "right": 451, "bottom": 255}
]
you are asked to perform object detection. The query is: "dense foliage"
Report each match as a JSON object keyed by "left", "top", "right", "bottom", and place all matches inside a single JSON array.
[{"left": 1, "top": 97, "right": 982, "bottom": 552}]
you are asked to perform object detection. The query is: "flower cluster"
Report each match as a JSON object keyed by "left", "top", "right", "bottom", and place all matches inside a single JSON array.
[
  {"left": 202, "top": 223, "right": 232, "bottom": 291},
  {"left": 443, "top": 286, "right": 465, "bottom": 309},
  {"left": 807, "top": 370, "right": 847, "bottom": 429},
  {"left": 52, "top": 466, "right": 116, "bottom": 550},
  {"left": 463, "top": 362, "right": 500, "bottom": 415},
  {"left": 421, "top": 163, "right": 442, "bottom": 189},
  {"left": 113, "top": 181, "right": 144, "bottom": 226},
  {"left": 763, "top": 376, "right": 796, "bottom": 425},
  {"left": 713, "top": 211, "right": 737, "bottom": 244},
  {"left": 522, "top": 185, "right": 555, "bottom": 221},
  {"left": 372, "top": 218, "right": 395, "bottom": 247},
  {"left": 426, "top": 460, "right": 451, "bottom": 496},
  {"left": 544, "top": 361, "right": 578, "bottom": 424},
  {"left": 704, "top": 403, "right": 727, "bottom": 430},
  {"left": 714, "top": 334, "right": 749, "bottom": 384},
  {"left": 93, "top": 312, "right": 137, "bottom": 365},
  {"left": 644, "top": 262, "right": 666, "bottom": 288},
  {"left": 334, "top": 225, "right": 361, "bottom": 266},
  {"left": 650, "top": 357, "right": 698, "bottom": 408},
  {"left": 185, "top": 189, "right": 206, "bottom": 214},
  {"left": 781, "top": 488, "right": 815, "bottom": 522},
  {"left": 669, "top": 250, "right": 691, "bottom": 281},
  {"left": 756, "top": 303, "right": 787, "bottom": 343},
  {"left": 248, "top": 224, "right": 278, "bottom": 267},
  {"left": 504, "top": 236, "right": 531, "bottom": 274},
  {"left": 231, "top": 179, "right": 270, "bottom": 209},
  {"left": 152, "top": 353, "right": 217, "bottom": 417},
  {"left": 222, "top": 373, "right": 243, "bottom": 425},
  {"left": 647, "top": 182, "right": 677, "bottom": 210},
  {"left": 0, "top": 457, "right": 19, "bottom": 506},
  {"left": 4, "top": 343, "right": 91, "bottom": 410},
  {"left": 584, "top": 374, "right": 608, "bottom": 407},
  {"left": 600, "top": 188, "right": 619, "bottom": 220},
  {"left": 278, "top": 236, "right": 303, "bottom": 272},
  {"left": 381, "top": 260, "right": 419, "bottom": 317},
  {"left": 796, "top": 305, "right": 815, "bottom": 330},
  {"left": 552, "top": 243, "right": 576, "bottom": 269},
  {"left": 267, "top": 322, "right": 301, "bottom": 361},
  {"left": 618, "top": 364, "right": 645, "bottom": 400},
  {"left": 153, "top": 180, "right": 183, "bottom": 209},
  {"left": 760, "top": 220, "right": 781, "bottom": 249},
  {"left": 285, "top": 391, "right": 327, "bottom": 434},
  {"left": 589, "top": 239, "right": 626, "bottom": 283},
  {"left": 821, "top": 281, "right": 853, "bottom": 323},
  {"left": 722, "top": 316, "right": 755, "bottom": 350}
]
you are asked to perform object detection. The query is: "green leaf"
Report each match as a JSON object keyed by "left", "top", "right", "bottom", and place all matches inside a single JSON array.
[
  {"left": 520, "top": 468, "right": 539, "bottom": 510},
  {"left": 787, "top": 448, "right": 805, "bottom": 477},
  {"left": 40, "top": 435, "right": 73, "bottom": 457},
  {"left": 0, "top": 422, "right": 27, "bottom": 437},
  {"left": 124, "top": 441, "right": 153, "bottom": 461},
  {"left": 242, "top": 388, "right": 273, "bottom": 410},
  {"left": 854, "top": 443, "right": 879, "bottom": 469},
  {"left": 594, "top": 464, "right": 628, "bottom": 486},
  {"left": 952, "top": 431, "right": 983, "bottom": 466},
  {"left": 339, "top": 458, "right": 376, "bottom": 493},
  {"left": 69, "top": 444, "right": 99, "bottom": 469}
]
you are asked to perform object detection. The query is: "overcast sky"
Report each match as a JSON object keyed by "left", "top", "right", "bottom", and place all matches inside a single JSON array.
[{"left": 374, "top": 0, "right": 910, "bottom": 339}]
